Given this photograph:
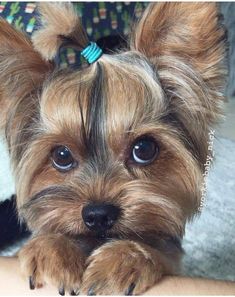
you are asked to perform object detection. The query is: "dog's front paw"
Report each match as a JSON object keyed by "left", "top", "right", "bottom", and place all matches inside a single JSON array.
[
  {"left": 19, "top": 234, "right": 86, "bottom": 295},
  {"left": 80, "top": 240, "right": 162, "bottom": 295}
]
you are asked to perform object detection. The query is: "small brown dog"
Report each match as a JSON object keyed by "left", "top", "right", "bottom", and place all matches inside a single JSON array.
[{"left": 0, "top": 2, "right": 226, "bottom": 295}]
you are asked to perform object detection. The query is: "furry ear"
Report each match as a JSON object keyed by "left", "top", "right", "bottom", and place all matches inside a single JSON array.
[
  {"left": 131, "top": 3, "right": 226, "bottom": 84},
  {"left": 0, "top": 18, "right": 53, "bottom": 131},
  {"left": 131, "top": 3, "right": 227, "bottom": 164},
  {"left": 32, "top": 2, "right": 89, "bottom": 61}
]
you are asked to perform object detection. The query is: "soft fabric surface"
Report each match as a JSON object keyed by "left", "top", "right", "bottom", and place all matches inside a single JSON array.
[
  {"left": 0, "top": 136, "right": 14, "bottom": 202},
  {"left": 0, "top": 135, "right": 234, "bottom": 281},
  {"left": 182, "top": 136, "right": 235, "bottom": 281}
]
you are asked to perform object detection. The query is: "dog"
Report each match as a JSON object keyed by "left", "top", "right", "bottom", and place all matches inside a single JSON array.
[{"left": 0, "top": 2, "right": 226, "bottom": 295}]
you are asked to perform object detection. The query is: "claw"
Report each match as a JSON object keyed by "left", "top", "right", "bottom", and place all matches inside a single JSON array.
[
  {"left": 125, "top": 283, "right": 136, "bottom": 295},
  {"left": 59, "top": 286, "right": 65, "bottom": 296},
  {"left": 88, "top": 285, "right": 96, "bottom": 296},
  {"left": 29, "top": 276, "right": 35, "bottom": 290},
  {"left": 70, "top": 289, "right": 79, "bottom": 296}
]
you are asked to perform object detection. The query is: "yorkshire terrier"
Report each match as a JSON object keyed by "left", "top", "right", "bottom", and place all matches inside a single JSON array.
[{"left": 0, "top": 2, "right": 226, "bottom": 295}]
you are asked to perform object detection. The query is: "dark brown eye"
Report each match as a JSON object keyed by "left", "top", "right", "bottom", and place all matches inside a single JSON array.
[
  {"left": 132, "top": 137, "right": 159, "bottom": 165},
  {"left": 51, "top": 146, "right": 77, "bottom": 172}
]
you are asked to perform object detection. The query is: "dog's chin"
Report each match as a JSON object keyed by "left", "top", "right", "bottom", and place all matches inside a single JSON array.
[
  {"left": 72, "top": 226, "right": 138, "bottom": 248},
  {"left": 75, "top": 229, "right": 121, "bottom": 242},
  {"left": 76, "top": 227, "right": 179, "bottom": 246},
  {"left": 73, "top": 228, "right": 183, "bottom": 258}
]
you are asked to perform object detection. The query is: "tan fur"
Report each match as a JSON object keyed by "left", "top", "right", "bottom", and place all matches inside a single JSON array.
[
  {"left": 0, "top": 18, "right": 52, "bottom": 131},
  {"left": 0, "top": 2, "right": 226, "bottom": 295},
  {"left": 81, "top": 240, "right": 164, "bottom": 295},
  {"left": 132, "top": 3, "right": 225, "bottom": 83},
  {"left": 32, "top": 3, "right": 89, "bottom": 60},
  {"left": 19, "top": 234, "right": 85, "bottom": 292},
  {"left": 131, "top": 2, "right": 226, "bottom": 164}
]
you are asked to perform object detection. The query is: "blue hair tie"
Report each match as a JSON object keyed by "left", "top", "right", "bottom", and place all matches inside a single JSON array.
[{"left": 81, "top": 42, "right": 103, "bottom": 64}]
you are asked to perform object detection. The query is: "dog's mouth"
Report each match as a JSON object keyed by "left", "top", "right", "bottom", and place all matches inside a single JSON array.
[
  {"left": 76, "top": 230, "right": 121, "bottom": 242},
  {"left": 73, "top": 230, "right": 183, "bottom": 258},
  {"left": 95, "top": 231, "right": 114, "bottom": 240},
  {"left": 72, "top": 232, "right": 120, "bottom": 255}
]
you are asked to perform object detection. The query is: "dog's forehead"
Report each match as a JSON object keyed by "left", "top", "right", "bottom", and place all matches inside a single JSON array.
[{"left": 40, "top": 55, "right": 166, "bottom": 139}]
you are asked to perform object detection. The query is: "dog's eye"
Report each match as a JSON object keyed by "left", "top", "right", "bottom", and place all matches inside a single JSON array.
[
  {"left": 51, "top": 146, "right": 77, "bottom": 172},
  {"left": 132, "top": 138, "right": 159, "bottom": 165}
]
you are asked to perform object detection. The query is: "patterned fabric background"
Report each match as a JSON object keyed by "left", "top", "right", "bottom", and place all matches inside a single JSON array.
[{"left": 0, "top": 2, "right": 148, "bottom": 67}]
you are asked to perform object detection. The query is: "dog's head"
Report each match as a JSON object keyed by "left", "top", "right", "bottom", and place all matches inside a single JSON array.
[{"left": 0, "top": 3, "right": 226, "bottom": 241}]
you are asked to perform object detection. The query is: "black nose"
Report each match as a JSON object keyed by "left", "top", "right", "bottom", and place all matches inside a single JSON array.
[{"left": 82, "top": 203, "right": 120, "bottom": 232}]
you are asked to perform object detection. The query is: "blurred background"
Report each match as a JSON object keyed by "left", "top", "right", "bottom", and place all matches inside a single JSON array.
[{"left": 0, "top": 1, "right": 234, "bottom": 282}]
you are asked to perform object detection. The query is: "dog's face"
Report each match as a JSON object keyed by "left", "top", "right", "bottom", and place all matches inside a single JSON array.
[
  {"left": 0, "top": 3, "right": 226, "bottom": 242},
  {"left": 14, "top": 54, "right": 202, "bottom": 239}
]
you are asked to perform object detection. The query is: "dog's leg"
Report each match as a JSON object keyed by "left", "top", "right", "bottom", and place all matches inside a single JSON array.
[
  {"left": 18, "top": 234, "right": 86, "bottom": 295},
  {"left": 80, "top": 240, "right": 179, "bottom": 295}
]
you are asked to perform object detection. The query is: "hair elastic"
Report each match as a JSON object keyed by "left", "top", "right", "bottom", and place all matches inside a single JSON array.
[{"left": 81, "top": 42, "right": 103, "bottom": 64}]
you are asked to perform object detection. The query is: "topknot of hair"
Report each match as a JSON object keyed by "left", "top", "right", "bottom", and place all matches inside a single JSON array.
[{"left": 32, "top": 2, "right": 89, "bottom": 61}]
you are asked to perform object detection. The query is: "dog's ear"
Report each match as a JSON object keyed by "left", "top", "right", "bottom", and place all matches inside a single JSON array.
[
  {"left": 32, "top": 2, "right": 89, "bottom": 61},
  {"left": 131, "top": 3, "right": 226, "bottom": 86},
  {"left": 0, "top": 19, "right": 53, "bottom": 131},
  {"left": 131, "top": 3, "right": 227, "bottom": 163}
]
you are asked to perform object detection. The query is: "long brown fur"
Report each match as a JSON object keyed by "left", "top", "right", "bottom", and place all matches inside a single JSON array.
[{"left": 0, "top": 2, "right": 226, "bottom": 295}]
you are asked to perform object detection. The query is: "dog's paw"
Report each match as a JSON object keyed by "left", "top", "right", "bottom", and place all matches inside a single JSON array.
[
  {"left": 80, "top": 240, "right": 162, "bottom": 295},
  {"left": 19, "top": 234, "right": 86, "bottom": 295}
]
